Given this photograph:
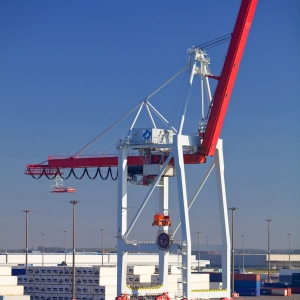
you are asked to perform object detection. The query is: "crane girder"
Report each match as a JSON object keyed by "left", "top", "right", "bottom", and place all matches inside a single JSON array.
[{"left": 25, "top": 152, "right": 206, "bottom": 175}]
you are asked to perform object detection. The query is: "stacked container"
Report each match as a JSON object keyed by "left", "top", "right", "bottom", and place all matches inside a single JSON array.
[
  {"left": 126, "top": 265, "right": 155, "bottom": 287},
  {"left": 0, "top": 266, "right": 29, "bottom": 299},
  {"left": 292, "top": 273, "right": 300, "bottom": 294},
  {"left": 234, "top": 273, "right": 260, "bottom": 297},
  {"left": 15, "top": 266, "right": 117, "bottom": 300}
]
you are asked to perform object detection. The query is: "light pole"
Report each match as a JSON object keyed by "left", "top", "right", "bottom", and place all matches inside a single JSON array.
[
  {"left": 206, "top": 236, "right": 208, "bottom": 245},
  {"left": 42, "top": 233, "right": 45, "bottom": 266},
  {"left": 100, "top": 228, "right": 105, "bottom": 266},
  {"left": 23, "top": 209, "right": 31, "bottom": 274},
  {"left": 197, "top": 231, "right": 201, "bottom": 272},
  {"left": 241, "top": 235, "right": 244, "bottom": 272},
  {"left": 265, "top": 219, "right": 272, "bottom": 282},
  {"left": 69, "top": 201, "right": 79, "bottom": 300},
  {"left": 63, "top": 230, "right": 68, "bottom": 264},
  {"left": 288, "top": 233, "right": 291, "bottom": 269},
  {"left": 228, "top": 207, "right": 238, "bottom": 296}
]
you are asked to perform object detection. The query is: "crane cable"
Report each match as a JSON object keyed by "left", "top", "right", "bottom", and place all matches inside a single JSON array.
[
  {"left": 196, "top": 33, "right": 232, "bottom": 50},
  {"left": 27, "top": 167, "right": 118, "bottom": 181}
]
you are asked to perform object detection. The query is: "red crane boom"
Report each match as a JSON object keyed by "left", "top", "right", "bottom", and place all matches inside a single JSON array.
[{"left": 199, "top": 0, "right": 258, "bottom": 157}]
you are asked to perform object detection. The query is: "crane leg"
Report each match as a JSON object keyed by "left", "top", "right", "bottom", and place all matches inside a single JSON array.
[{"left": 215, "top": 139, "right": 231, "bottom": 299}]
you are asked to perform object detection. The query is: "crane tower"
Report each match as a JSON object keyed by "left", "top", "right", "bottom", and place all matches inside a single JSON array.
[{"left": 25, "top": 1, "right": 258, "bottom": 299}]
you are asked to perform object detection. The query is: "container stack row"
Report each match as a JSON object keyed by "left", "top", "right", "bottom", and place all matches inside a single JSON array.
[
  {"left": 14, "top": 266, "right": 117, "bottom": 300},
  {"left": 126, "top": 265, "right": 210, "bottom": 299},
  {"left": 292, "top": 272, "right": 300, "bottom": 293},
  {"left": 0, "top": 266, "right": 29, "bottom": 300},
  {"left": 234, "top": 274, "right": 260, "bottom": 297}
]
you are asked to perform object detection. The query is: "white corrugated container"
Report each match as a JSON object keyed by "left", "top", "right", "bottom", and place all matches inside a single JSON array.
[
  {"left": 168, "top": 274, "right": 181, "bottom": 284},
  {"left": 191, "top": 273, "right": 209, "bottom": 283},
  {"left": 0, "top": 276, "right": 18, "bottom": 285},
  {"left": 0, "top": 285, "right": 24, "bottom": 296},
  {"left": 168, "top": 282, "right": 183, "bottom": 291},
  {"left": 98, "top": 285, "right": 116, "bottom": 295},
  {"left": 127, "top": 265, "right": 155, "bottom": 275},
  {"left": 98, "top": 276, "right": 117, "bottom": 286},
  {"left": 133, "top": 274, "right": 152, "bottom": 283},
  {"left": 169, "top": 266, "right": 181, "bottom": 275},
  {"left": 190, "top": 281, "right": 209, "bottom": 290},
  {"left": 99, "top": 295, "right": 116, "bottom": 300},
  {"left": 94, "top": 266, "right": 117, "bottom": 277},
  {"left": 0, "top": 267, "right": 12, "bottom": 276}
]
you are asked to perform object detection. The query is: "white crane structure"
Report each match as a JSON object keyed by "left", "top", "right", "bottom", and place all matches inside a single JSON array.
[{"left": 25, "top": 1, "right": 258, "bottom": 299}]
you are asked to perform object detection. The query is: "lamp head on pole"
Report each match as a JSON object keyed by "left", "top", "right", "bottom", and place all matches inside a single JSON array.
[
  {"left": 228, "top": 207, "right": 238, "bottom": 212},
  {"left": 69, "top": 200, "right": 79, "bottom": 205}
]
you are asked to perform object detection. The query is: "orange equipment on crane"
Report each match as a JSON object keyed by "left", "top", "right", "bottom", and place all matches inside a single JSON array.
[
  {"left": 155, "top": 292, "right": 171, "bottom": 300},
  {"left": 152, "top": 213, "right": 171, "bottom": 227},
  {"left": 115, "top": 294, "right": 130, "bottom": 300}
]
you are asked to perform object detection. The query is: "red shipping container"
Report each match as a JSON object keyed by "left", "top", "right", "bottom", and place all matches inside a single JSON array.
[{"left": 234, "top": 273, "right": 260, "bottom": 281}]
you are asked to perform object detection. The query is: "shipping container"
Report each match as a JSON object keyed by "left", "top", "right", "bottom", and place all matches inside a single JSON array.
[
  {"left": 234, "top": 273, "right": 260, "bottom": 281},
  {"left": 235, "top": 280, "right": 260, "bottom": 289},
  {"left": 12, "top": 268, "right": 26, "bottom": 276},
  {"left": 234, "top": 287, "right": 260, "bottom": 296},
  {"left": 292, "top": 287, "right": 300, "bottom": 294}
]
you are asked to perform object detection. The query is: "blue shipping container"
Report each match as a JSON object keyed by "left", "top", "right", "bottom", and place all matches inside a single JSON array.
[
  {"left": 12, "top": 268, "right": 26, "bottom": 276},
  {"left": 209, "top": 273, "right": 222, "bottom": 282},
  {"left": 264, "top": 282, "right": 291, "bottom": 288},
  {"left": 235, "top": 287, "right": 260, "bottom": 296},
  {"left": 292, "top": 280, "right": 300, "bottom": 287},
  {"left": 235, "top": 280, "right": 260, "bottom": 289}
]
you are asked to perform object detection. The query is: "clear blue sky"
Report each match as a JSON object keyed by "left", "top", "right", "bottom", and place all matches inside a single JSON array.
[{"left": 0, "top": 1, "right": 299, "bottom": 251}]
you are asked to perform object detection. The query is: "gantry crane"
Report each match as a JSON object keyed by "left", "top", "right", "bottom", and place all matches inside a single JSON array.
[{"left": 25, "top": 1, "right": 258, "bottom": 299}]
